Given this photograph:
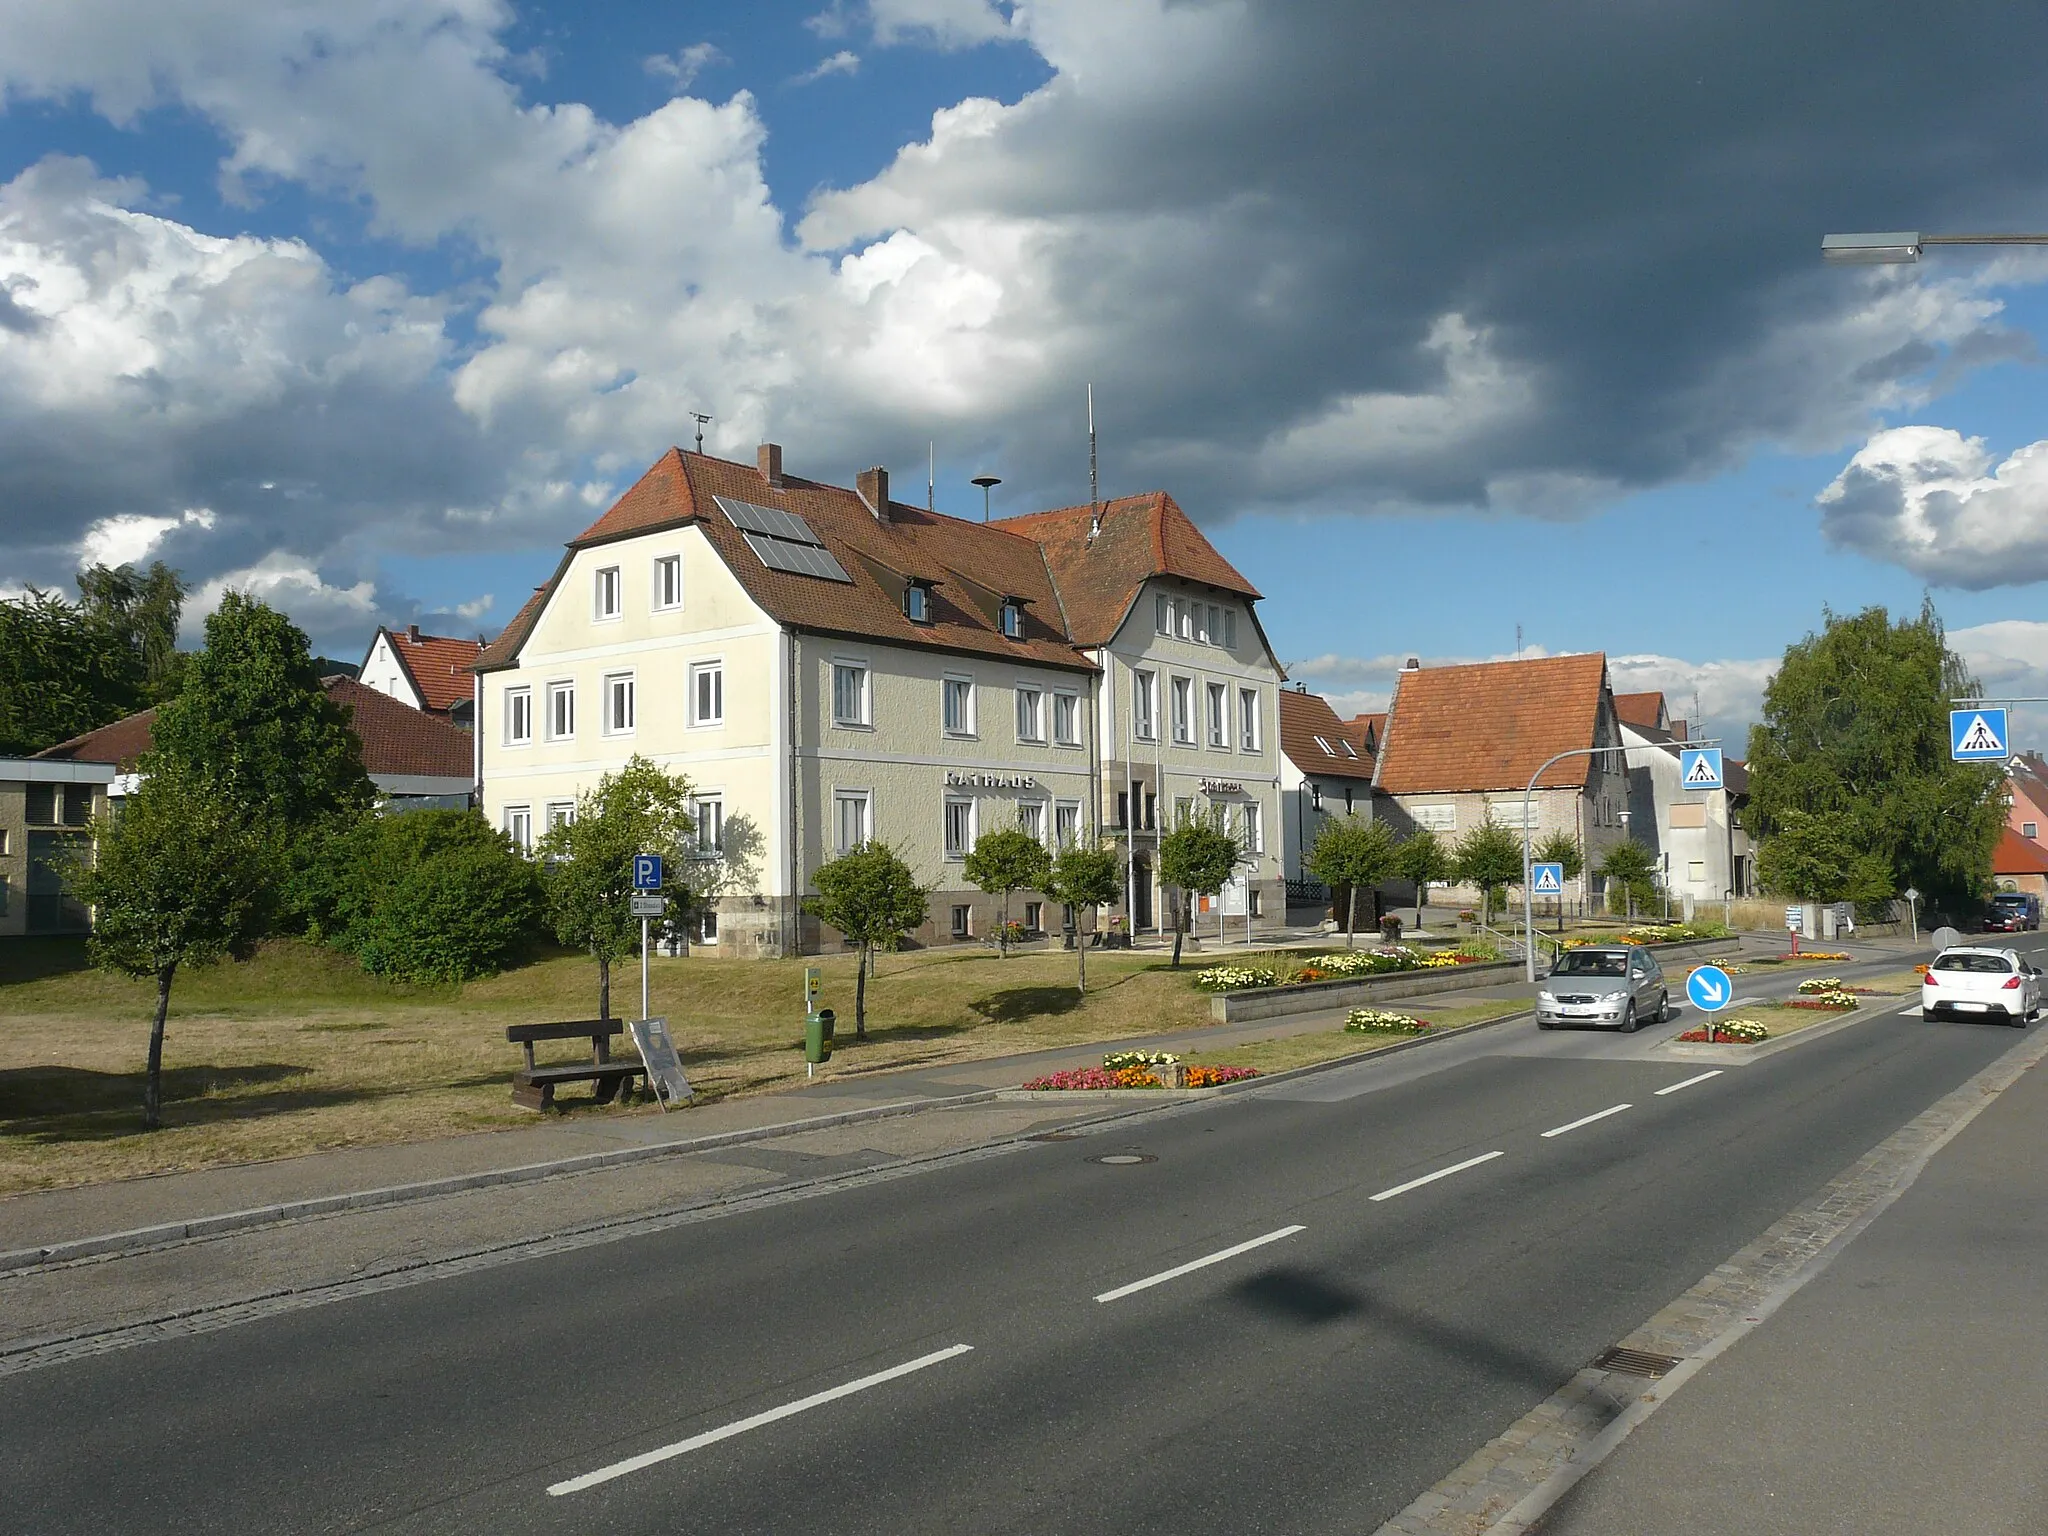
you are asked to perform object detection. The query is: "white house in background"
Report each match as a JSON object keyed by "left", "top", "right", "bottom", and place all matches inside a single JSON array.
[
  {"left": 1276, "top": 683, "right": 1379, "bottom": 911},
  {"left": 1616, "top": 693, "right": 1755, "bottom": 907},
  {"left": 358, "top": 625, "right": 483, "bottom": 727}
]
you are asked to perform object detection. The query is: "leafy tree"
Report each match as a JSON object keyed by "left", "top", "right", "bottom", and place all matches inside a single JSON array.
[
  {"left": 1306, "top": 815, "right": 1398, "bottom": 948},
  {"left": 77, "top": 560, "right": 189, "bottom": 700},
  {"left": 1453, "top": 817, "right": 1524, "bottom": 925},
  {"left": 1755, "top": 809, "right": 1894, "bottom": 907},
  {"left": 1042, "top": 840, "right": 1124, "bottom": 994},
  {"left": 70, "top": 769, "right": 270, "bottom": 1130},
  {"left": 0, "top": 588, "right": 147, "bottom": 754},
  {"left": 1598, "top": 838, "right": 1659, "bottom": 917},
  {"left": 1157, "top": 816, "right": 1241, "bottom": 969},
  {"left": 963, "top": 826, "right": 1052, "bottom": 957},
  {"left": 1393, "top": 826, "right": 1452, "bottom": 927},
  {"left": 537, "top": 757, "right": 697, "bottom": 1020},
  {"left": 333, "top": 810, "right": 543, "bottom": 982},
  {"left": 806, "top": 842, "right": 930, "bottom": 1038},
  {"left": 1532, "top": 830, "right": 1585, "bottom": 930},
  {"left": 1744, "top": 602, "right": 2003, "bottom": 913}
]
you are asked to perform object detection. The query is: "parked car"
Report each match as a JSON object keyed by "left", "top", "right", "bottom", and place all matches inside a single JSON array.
[
  {"left": 1983, "top": 892, "right": 2041, "bottom": 933},
  {"left": 1921, "top": 947, "right": 2041, "bottom": 1026},
  {"left": 1537, "top": 945, "right": 1671, "bottom": 1032}
]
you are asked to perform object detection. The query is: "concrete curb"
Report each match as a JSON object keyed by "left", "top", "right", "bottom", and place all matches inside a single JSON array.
[{"left": 0, "top": 1090, "right": 1000, "bottom": 1275}]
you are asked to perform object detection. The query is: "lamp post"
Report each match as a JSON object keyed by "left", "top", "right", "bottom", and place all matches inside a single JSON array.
[
  {"left": 1822, "top": 231, "right": 2048, "bottom": 264},
  {"left": 972, "top": 474, "right": 1002, "bottom": 522}
]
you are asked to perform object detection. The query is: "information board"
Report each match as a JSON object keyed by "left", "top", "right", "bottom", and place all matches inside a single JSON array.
[{"left": 627, "top": 1016, "right": 693, "bottom": 1110}]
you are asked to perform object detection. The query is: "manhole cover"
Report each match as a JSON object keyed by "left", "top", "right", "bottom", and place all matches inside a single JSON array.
[
  {"left": 1091, "top": 1153, "right": 1157, "bottom": 1166},
  {"left": 1592, "top": 1346, "right": 1682, "bottom": 1377}
]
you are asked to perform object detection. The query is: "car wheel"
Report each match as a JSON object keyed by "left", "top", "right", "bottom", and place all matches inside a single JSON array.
[
  {"left": 1620, "top": 1002, "right": 1638, "bottom": 1034},
  {"left": 2014, "top": 1010, "right": 2029, "bottom": 1029},
  {"left": 1657, "top": 990, "right": 1673, "bottom": 1024}
]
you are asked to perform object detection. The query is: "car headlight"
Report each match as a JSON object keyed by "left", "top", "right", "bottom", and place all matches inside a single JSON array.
[{"left": 1537, "top": 990, "right": 1556, "bottom": 1004}]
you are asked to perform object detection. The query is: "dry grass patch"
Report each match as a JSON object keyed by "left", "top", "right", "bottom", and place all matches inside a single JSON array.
[{"left": 0, "top": 937, "right": 1229, "bottom": 1193}]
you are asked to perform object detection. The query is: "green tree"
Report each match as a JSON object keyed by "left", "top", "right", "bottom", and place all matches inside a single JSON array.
[
  {"left": 1306, "top": 815, "right": 1398, "bottom": 948},
  {"left": 963, "top": 825, "right": 1052, "bottom": 957},
  {"left": 77, "top": 560, "right": 189, "bottom": 700},
  {"left": 1532, "top": 830, "right": 1585, "bottom": 931},
  {"left": 1393, "top": 826, "right": 1452, "bottom": 927},
  {"left": 333, "top": 810, "right": 544, "bottom": 982},
  {"left": 1454, "top": 817, "right": 1524, "bottom": 925},
  {"left": 1598, "top": 838, "right": 1659, "bottom": 917},
  {"left": 1744, "top": 602, "right": 2004, "bottom": 914},
  {"left": 537, "top": 757, "right": 697, "bottom": 1020},
  {"left": 1042, "top": 840, "right": 1124, "bottom": 994},
  {"left": 0, "top": 588, "right": 147, "bottom": 754},
  {"left": 806, "top": 842, "right": 930, "bottom": 1037},
  {"left": 1755, "top": 809, "right": 1894, "bottom": 907},
  {"left": 1157, "top": 816, "right": 1241, "bottom": 968},
  {"left": 70, "top": 769, "right": 269, "bottom": 1130}
]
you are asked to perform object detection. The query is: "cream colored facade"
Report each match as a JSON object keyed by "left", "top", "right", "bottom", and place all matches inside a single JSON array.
[
  {"left": 1090, "top": 577, "right": 1286, "bottom": 936},
  {"left": 477, "top": 523, "right": 1102, "bottom": 955}
]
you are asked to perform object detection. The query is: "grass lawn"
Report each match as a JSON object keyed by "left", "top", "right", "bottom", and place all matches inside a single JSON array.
[
  {"left": 0, "top": 936, "right": 1247, "bottom": 1193},
  {"left": 1182, "top": 998, "right": 1529, "bottom": 1076}
]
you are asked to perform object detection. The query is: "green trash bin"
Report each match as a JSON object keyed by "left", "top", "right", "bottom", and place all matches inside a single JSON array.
[
  {"left": 805, "top": 1010, "right": 832, "bottom": 1064},
  {"left": 818, "top": 1008, "right": 836, "bottom": 1044}
]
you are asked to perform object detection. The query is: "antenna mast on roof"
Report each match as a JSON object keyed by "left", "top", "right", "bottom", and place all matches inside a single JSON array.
[
  {"left": 1087, "top": 384, "right": 1100, "bottom": 539},
  {"left": 689, "top": 411, "right": 711, "bottom": 453},
  {"left": 929, "top": 441, "right": 935, "bottom": 513}
]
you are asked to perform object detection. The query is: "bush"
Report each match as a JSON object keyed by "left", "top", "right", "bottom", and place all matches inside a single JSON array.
[{"left": 332, "top": 810, "right": 544, "bottom": 982}]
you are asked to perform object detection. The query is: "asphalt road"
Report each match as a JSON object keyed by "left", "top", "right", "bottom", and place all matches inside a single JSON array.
[{"left": 7, "top": 937, "right": 2040, "bottom": 1535}]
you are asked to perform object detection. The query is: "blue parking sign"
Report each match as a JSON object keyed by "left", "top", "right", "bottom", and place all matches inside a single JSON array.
[{"left": 633, "top": 853, "right": 663, "bottom": 891}]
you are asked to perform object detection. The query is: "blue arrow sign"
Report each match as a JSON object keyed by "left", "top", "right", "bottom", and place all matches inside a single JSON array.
[
  {"left": 1950, "top": 708, "right": 2008, "bottom": 761},
  {"left": 1531, "top": 861, "right": 1564, "bottom": 896},
  {"left": 1686, "top": 964, "right": 1733, "bottom": 1013},
  {"left": 1679, "top": 748, "right": 1724, "bottom": 791},
  {"left": 632, "top": 853, "right": 664, "bottom": 892}
]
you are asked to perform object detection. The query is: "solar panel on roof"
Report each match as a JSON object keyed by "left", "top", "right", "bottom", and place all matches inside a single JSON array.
[
  {"left": 716, "top": 496, "right": 816, "bottom": 543},
  {"left": 742, "top": 531, "right": 852, "bottom": 584}
]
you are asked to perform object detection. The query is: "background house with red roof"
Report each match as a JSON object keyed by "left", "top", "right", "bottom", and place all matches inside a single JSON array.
[
  {"left": 1616, "top": 690, "right": 1756, "bottom": 910},
  {"left": 1372, "top": 653, "right": 1630, "bottom": 911},
  {"left": 2004, "top": 752, "right": 2048, "bottom": 849},
  {"left": 0, "top": 755, "right": 118, "bottom": 937},
  {"left": 1993, "top": 826, "right": 2048, "bottom": 904},
  {"left": 359, "top": 624, "right": 483, "bottom": 726},
  {"left": 1277, "top": 683, "right": 1379, "bottom": 915}
]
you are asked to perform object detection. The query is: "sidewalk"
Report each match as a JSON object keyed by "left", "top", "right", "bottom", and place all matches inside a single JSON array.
[{"left": 1535, "top": 1015, "right": 2048, "bottom": 1534}]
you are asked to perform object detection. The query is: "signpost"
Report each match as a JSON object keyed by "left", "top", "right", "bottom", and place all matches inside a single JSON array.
[
  {"left": 1678, "top": 748, "right": 1724, "bottom": 791},
  {"left": 626, "top": 1017, "right": 693, "bottom": 1109},
  {"left": 632, "top": 854, "right": 665, "bottom": 1023},
  {"left": 1903, "top": 886, "right": 1920, "bottom": 943},
  {"left": 1785, "top": 903, "right": 1802, "bottom": 955},
  {"left": 1950, "top": 708, "right": 2009, "bottom": 761},
  {"left": 1686, "top": 964, "right": 1733, "bottom": 1013}
]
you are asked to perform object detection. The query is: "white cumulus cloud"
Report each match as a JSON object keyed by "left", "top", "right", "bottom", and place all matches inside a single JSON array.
[{"left": 1819, "top": 424, "right": 2048, "bottom": 587}]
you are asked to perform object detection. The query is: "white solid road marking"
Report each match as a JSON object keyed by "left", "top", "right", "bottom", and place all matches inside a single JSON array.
[
  {"left": 547, "top": 1344, "right": 975, "bottom": 1496},
  {"left": 1540, "top": 1103, "right": 1632, "bottom": 1138},
  {"left": 1655, "top": 1070, "right": 1724, "bottom": 1096},
  {"left": 1369, "top": 1151, "right": 1505, "bottom": 1203},
  {"left": 1093, "top": 1225, "right": 1306, "bottom": 1304}
]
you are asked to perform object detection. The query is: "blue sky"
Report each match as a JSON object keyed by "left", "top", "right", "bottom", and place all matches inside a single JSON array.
[{"left": 2, "top": 1, "right": 2046, "bottom": 747}]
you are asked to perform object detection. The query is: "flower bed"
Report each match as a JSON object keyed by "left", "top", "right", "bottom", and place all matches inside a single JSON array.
[
  {"left": 1779, "top": 950, "right": 1852, "bottom": 962},
  {"left": 1795, "top": 977, "right": 1880, "bottom": 996},
  {"left": 1022, "top": 1054, "right": 1261, "bottom": 1090},
  {"left": 1184, "top": 1064, "right": 1261, "bottom": 1088},
  {"left": 1345, "top": 1008, "right": 1432, "bottom": 1034},
  {"left": 1191, "top": 965, "right": 1281, "bottom": 992},
  {"left": 1677, "top": 1018, "right": 1770, "bottom": 1044},
  {"left": 1563, "top": 923, "right": 1732, "bottom": 948},
  {"left": 1021, "top": 1066, "right": 1162, "bottom": 1091},
  {"left": 1103, "top": 1050, "right": 1179, "bottom": 1071},
  {"left": 1783, "top": 990, "right": 1860, "bottom": 1010}
]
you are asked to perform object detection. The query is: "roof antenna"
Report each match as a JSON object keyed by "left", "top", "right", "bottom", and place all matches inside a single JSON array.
[
  {"left": 1515, "top": 623, "right": 1523, "bottom": 660},
  {"left": 1087, "top": 384, "right": 1100, "bottom": 539},
  {"left": 689, "top": 411, "right": 712, "bottom": 453},
  {"left": 928, "top": 441, "right": 935, "bottom": 514}
]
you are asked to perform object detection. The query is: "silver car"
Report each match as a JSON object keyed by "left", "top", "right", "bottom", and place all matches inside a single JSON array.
[{"left": 1537, "top": 945, "right": 1672, "bottom": 1032}]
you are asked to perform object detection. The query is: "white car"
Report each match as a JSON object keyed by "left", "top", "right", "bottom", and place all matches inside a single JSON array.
[{"left": 1921, "top": 947, "right": 2042, "bottom": 1026}]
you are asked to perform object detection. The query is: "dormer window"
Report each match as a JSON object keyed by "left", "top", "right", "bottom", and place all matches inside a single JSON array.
[
  {"left": 905, "top": 582, "right": 933, "bottom": 624},
  {"left": 999, "top": 599, "right": 1023, "bottom": 639}
]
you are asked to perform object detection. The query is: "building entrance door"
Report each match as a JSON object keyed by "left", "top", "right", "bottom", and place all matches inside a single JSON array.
[{"left": 1132, "top": 857, "right": 1153, "bottom": 930}]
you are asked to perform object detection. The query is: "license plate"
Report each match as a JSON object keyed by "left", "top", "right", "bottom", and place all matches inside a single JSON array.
[{"left": 1958, "top": 1001, "right": 1990, "bottom": 1011}]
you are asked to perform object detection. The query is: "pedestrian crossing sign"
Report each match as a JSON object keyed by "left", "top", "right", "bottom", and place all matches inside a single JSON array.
[
  {"left": 1679, "top": 748, "right": 1724, "bottom": 791},
  {"left": 1531, "top": 861, "right": 1564, "bottom": 896},
  {"left": 1950, "top": 708, "right": 2008, "bottom": 761}
]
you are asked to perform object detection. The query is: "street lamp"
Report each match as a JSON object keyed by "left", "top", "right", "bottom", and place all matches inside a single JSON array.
[
  {"left": 1822, "top": 231, "right": 2048, "bottom": 265},
  {"left": 971, "top": 474, "right": 1002, "bottom": 522}
]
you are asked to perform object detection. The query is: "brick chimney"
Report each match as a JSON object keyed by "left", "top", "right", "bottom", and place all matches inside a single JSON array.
[
  {"left": 407, "top": 623, "right": 421, "bottom": 643},
  {"left": 857, "top": 466, "right": 890, "bottom": 521},
  {"left": 758, "top": 442, "right": 784, "bottom": 488}
]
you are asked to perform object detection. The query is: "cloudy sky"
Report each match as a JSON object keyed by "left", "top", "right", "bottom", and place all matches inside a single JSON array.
[{"left": 4, "top": 0, "right": 2048, "bottom": 749}]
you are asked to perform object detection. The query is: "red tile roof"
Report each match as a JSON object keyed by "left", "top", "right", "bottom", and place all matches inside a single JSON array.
[
  {"left": 1374, "top": 653, "right": 1613, "bottom": 794},
  {"left": 1347, "top": 712, "right": 1387, "bottom": 756},
  {"left": 373, "top": 628, "right": 483, "bottom": 713},
  {"left": 1279, "top": 688, "right": 1376, "bottom": 782},
  {"left": 1995, "top": 828, "right": 2048, "bottom": 875},
  {"left": 479, "top": 449, "right": 1096, "bottom": 675},
  {"left": 1613, "top": 691, "right": 1668, "bottom": 731},
  {"left": 35, "top": 681, "right": 471, "bottom": 783},
  {"left": 991, "top": 492, "right": 1259, "bottom": 646}
]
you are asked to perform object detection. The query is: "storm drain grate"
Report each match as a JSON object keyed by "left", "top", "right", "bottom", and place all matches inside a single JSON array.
[{"left": 1591, "top": 1346, "right": 1683, "bottom": 1378}]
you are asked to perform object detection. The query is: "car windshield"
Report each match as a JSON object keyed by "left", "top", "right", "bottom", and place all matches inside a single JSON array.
[
  {"left": 1933, "top": 953, "right": 2015, "bottom": 974},
  {"left": 1553, "top": 953, "right": 1626, "bottom": 978},
  {"left": 1991, "top": 896, "right": 2028, "bottom": 910}
]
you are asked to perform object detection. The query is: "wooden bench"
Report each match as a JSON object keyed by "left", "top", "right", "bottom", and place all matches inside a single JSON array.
[{"left": 507, "top": 1020, "right": 646, "bottom": 1112}]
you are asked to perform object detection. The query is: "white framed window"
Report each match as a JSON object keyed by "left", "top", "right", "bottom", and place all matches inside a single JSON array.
[
  {"left": 594, "top": 564, "right": 622, "bottom": 621},
  {"left": 1016, "top": 685, "right": 1044, "bottom": 742},
  {"left": 1000, "top": 600, "right": 1023, "bottom": 639},
  {"left": 951, "top": 904, "right": 971, "bottom": 938},
  {"left": 944, "top": 798, "right": 975, "bottom": 858},
  {"left": 653, "top": 554, "right": 683, "bottom": 611},
  {"left": 1206, "top": 604, "right": 1221, "bottom": 644},
  {"left": 1171, "top": 676, "right": 1193, "bottom": 744},
  {"left": 1222, "top": 609, "right": 1237, "bottom": 648},
  {"left": 1688, "top": 859, "right": 1707, "bottom": 884},
  {"left": 545, "top": 801, "right": 575, "bottom": 831},
  {"left": 1055, "top": 800, "right": 1081, "bottom": 848},
  {"left": 1173, "top": 795, "right": 1194, "bottom": 827},
  {"left": 1155, "top": 594, "right": 1171, "bottom": 635},
  {"left": 1024, "top": 900, "right": 1042, "bottom": 931},
  {"left": 1133, "top": 670, "right": 1157, "bottom": 741},
  {"left": 1052, "top": 691, "right": 1079, "bottom": 746},
  {"left": 2027, "top": 821, "right": 2039, "bottom": 839},
  {"left": 504, "top": 686, "right": 533, "bottom": 745},
  {"left": 1238, "top": 687, "right": 1260, "bottom": 751},
  {"left": 905, "top": 583, "right": 932, "bottom": 623},
  {"left": 1206, "top": 681, "right": 1228, "bottom": 747},
  {"left": 504, "top": 805, "right": 533, "bottom": 852},
  {"left": 689, "top": 661, "right": 724, "bottom": 727},
  {"left": 1018, "top": 800, "right": 1046, "bottom": 844},
  {"left": 943, "top": 676, "right": 975, "bottom": 737},
  {"left": 1242, "top": 801, "right": 1263, "bottom": 854},
  {"left": 696, "top": 910, "right": 719, "bottom": 944},
  {"left": 603, "top": 671, "right": 636, "bottom": 735},
  {"left": 834, "top": 790, "right": 872, "bottom": 854},
  {"left": 1176, "top": 600, "right": 1195, "bottom": 641},
  {"left": 546, "top": 681, "right": 574, "bottom": 741},
  {"left": 832, "top": 662, "right": 870, "bottom": 727},
  {"left": 693, "top": 796, "right": 724, "bottom": 856}
]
